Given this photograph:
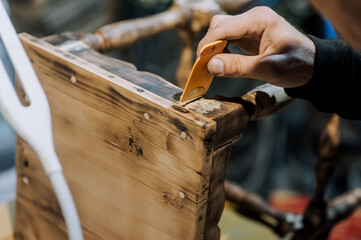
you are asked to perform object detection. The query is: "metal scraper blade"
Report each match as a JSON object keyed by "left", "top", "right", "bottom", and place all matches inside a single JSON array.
[{"left": 179, "top": 40, "right": 227, "bottom": 103}]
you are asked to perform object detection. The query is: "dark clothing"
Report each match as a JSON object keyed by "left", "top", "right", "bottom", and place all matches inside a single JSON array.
[{"left": 284, "top": 36, "right": 361, "bottom": 120}]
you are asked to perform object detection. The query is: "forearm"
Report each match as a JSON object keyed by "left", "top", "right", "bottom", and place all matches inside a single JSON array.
[{"left": 285, "top": 36, "right": 361, "bottom": 120}]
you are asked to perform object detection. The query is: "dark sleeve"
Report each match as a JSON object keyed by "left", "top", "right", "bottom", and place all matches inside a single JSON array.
[{"left": 284, "top": 35, "right": 361, "bottom": 120}]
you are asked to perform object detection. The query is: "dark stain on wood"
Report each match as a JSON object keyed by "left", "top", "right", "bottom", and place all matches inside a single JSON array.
[
  {"left": 134, "top": 87, "right": 144, "bottom": 92},
  {"left": 107, "top": 86, "right": 162, "bottom": 115},
  {"left": 128, "top": 124, "right": 143, "bottom": 158},
  {"left": 169, "top": 118, "right": 188, "bottom": 133},
  {"left": 53, "top": 61, "right": 76, "bottom": 78},
  {"left": 29, "top": 48, "right": 75, "bottom": 78},
  {"left": 171, "top": 105, "right": 190, "bottom": 114},
  {"left": 29, "top": 47, "right": 158, "bottom": 117},
  {"left": 203, "top": 129, "right": 215, "bottom": 144},
  {"left": 65, "top": 46, "right": 182, "bottom": 103},
  {"left": 214, "top": 96, "right": 255, "bottom": 117},
  {"left": 14, "top": 231, "right": 24, "bottom": 240},
  {"left": 107, "top": 86, "right": 133, "bottom": 106},
  {"left": 23, "top": 159, "right": 29, "bottom": 168},
  {"left": 128, "top": 138, "right": 143, "bottom": 157},
  {"left": 172, "top": 92, "right": 182, "bottom": 101}
]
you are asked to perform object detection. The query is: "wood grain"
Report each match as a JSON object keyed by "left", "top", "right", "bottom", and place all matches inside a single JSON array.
[
  {"left": 51, "top": 40, "right": 293, "bottom": 148},
  {"left": 17, "top": 33, "right": 216, "bottom": 240},
  {"left": 15, "top": 34, "right": 293, "bottom": 240},
  {"left": 205, "top": 144, "right": 231, "bottom": 240}
]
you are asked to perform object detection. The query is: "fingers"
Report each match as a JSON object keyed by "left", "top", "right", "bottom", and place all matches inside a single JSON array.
[
  {"left": 197, "top": 7, "right": 276, "bottom": 57},
  {"left": 208, "top": 51, "right": 314, "bottom": 88},
  {"left": 198, "top": 6, "right": 315, "bottom": 88},
  {"left": 207, "top": 53, "right": 261, "bottom": 79},
  {"left": 197, "top": 15, "right": 230, "bottom": 56}
]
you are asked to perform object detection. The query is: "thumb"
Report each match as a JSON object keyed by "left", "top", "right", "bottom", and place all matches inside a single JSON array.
[{"left": 207, "top": 54, "right": 260, "bottom": 78}]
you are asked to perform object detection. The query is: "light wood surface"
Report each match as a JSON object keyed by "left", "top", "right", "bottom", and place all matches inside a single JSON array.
[
  {"left": 46, "top": 38, "right": 293, "bottom": 149},
  {"left": 15, "top": 34, "right": 292, "bottom": 240},
  {"left": 0, "top": 200, "right": 281, "bottom": 240},
  {"left": 15, "top": 33, "right": 233, "bottom": 240},
  {"left": 0, "top": 203, "right": 13, "bottom": 240}
]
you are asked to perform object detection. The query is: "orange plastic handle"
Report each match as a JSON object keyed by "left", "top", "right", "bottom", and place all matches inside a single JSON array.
[{"left": 179, "top": 40, "right": 227, "bottom": 103}]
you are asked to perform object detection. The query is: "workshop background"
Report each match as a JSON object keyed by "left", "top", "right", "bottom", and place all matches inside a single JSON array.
[{"left": 1, "top": 0, "right": 361, "bottom": 239}]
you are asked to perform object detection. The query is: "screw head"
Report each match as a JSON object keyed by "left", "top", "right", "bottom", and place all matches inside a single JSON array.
[
  {"left": 70, "top": 75, "right": 77, "bottom": 83},
  {"left": 22, "top": 176, "right": 29, "bottom": 185},
  {"left": 144, "top": 113, "right": 150, "bottom": 120},
  {"left": 180, "top": 131, "right": 187, "bottom": 139}
]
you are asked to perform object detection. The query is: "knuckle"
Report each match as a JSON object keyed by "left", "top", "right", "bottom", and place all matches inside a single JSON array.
[
  {"left": 251, "top": 6, "right": 274, "bottom": 15},
  {"left": 213, "top": 27, "right": 226, "bottom": 40},
  {"left": 209, "top": 15, "right": 221, "bottom": 28},
  {"left": 249, "top": 6, "right": 278, "bottom": 24},
  {"left": 227, "top": 57, "right": 243, "bottom": 77},
  {"left": 209, "top": 15, "right": 228, "bottom": 29}
]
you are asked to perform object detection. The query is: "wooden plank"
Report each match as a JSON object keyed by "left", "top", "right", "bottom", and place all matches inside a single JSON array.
[
  {"left": 65, "top": 44, "right": 248, "bottom": 148},
  {"left": 15, "top": 33, "right": 293, "bottom": 240},
  {"left": 205, "top": 143, "right": 232, "bottom": 240},
  {"left": 60, "top": 41, "right": 182, "bottom": 104},
  {"left": 16, "top": 33, "right": 219, "bottom": 240}
]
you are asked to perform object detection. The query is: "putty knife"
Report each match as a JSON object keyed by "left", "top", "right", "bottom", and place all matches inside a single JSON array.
[{"left": 179, "top": 40, "right": 227, "bottom": 103}]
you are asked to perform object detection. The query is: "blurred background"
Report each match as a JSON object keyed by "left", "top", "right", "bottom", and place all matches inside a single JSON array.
[{"left": 1, "top": 0, "right": 361, "bottom": 238}]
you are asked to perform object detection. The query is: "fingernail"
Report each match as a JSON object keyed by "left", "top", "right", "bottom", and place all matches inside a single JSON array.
[{"left": 208, "top": 58, "right": 224, "bottom": 75}]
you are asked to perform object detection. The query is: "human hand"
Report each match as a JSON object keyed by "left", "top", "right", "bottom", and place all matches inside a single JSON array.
[{"left": 198, "top": 7, "right": 316, "bottom": 88}]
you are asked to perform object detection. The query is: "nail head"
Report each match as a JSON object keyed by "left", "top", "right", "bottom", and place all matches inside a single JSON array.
[
  {"left": 70, "top": 76, "right": 77, "bottom": 83},
  {"left": 22, "top": 176, "right": 29, "bottom": 185},
  {"left": 180, "top": 131, "right": 187, "bottom": 139},
  {"left": 144, "top": 113, "right": 150, "bottom": 120}
]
